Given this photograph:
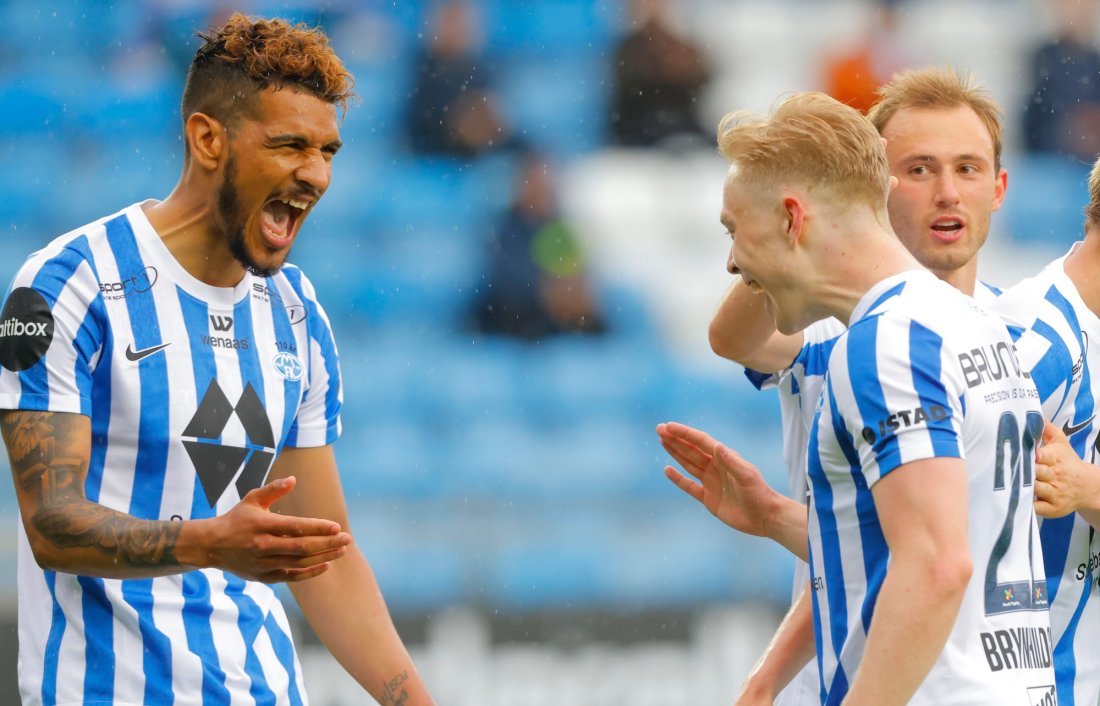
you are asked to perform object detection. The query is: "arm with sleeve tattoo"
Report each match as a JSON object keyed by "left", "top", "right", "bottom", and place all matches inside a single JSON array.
[{"left": 2, "top": 410, "right": 352, "bottom": 581}]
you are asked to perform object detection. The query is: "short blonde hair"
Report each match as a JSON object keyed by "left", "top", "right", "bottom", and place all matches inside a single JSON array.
[
  {"left": 867, "top": 66, "right": 1004, "bottom": 171},
  {"left": 717, "top": 92, "right": 891, "bottom": 213},
  {"left": 1086, "top": 155, "right": 1100, "bottom": 228}
]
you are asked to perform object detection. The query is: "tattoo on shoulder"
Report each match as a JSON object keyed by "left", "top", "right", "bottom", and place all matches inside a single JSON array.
[
  {"left": 1, "top": 411, "right": 181, "bottom": 566},
  {"left": 380, "top": 670, "right": 410, "bottom": 706}
]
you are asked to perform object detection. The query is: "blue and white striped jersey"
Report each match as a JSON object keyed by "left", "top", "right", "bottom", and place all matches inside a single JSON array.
[
  {"left": 992, "top": 247, "right": 1100, "bottom": 706},
  {"left": 745, "top": 282, "right": 1002, "bottom": 706},
  {"left": 0, "top": 203, "right": 343, "bottom": 706},
  {"left": 807, "top": 270, "right": 1053, "bottom": 706}
]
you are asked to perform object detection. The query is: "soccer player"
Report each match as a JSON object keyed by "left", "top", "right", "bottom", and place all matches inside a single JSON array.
[
  {"left": 0, "top": 14, "right": 435, "bottom": 706},
  {"left": 663, "top": 92, "right": 1053, "bottom": 705},
  {"left": 988, "top": 158, "right": 1100, "bottom": 705},
  {"left": 694, "top": 66, "right": 1010, "bottom": 705}
]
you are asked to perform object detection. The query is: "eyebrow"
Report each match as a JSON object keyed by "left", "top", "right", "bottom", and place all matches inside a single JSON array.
[
  {"left": 902, "top": 153, "right": 989, "bottom": 164},
  {"left": 269, "top": 133, "right": 344, "bottom": 152}
]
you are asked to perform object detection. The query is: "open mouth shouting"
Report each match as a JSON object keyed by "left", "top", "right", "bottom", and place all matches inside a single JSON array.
[{"left": 260, "top": 196, "right": 312, "bottom": 248}]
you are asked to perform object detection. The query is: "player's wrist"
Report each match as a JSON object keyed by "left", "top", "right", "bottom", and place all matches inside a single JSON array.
[{"left": 174, "top": 518, "right": 216, "bottom": 570}]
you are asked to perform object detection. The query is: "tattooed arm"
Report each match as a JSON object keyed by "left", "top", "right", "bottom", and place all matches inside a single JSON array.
[
  {"left": 1, "top": 410, "right": 352, "bottom": 581},
  {"left": 274, "top": 445, "right": 435, "bottom": 705}
]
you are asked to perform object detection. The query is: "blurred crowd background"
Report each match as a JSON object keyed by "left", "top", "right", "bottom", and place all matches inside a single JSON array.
[{"left": 0, "top": 0, "right": 1093, "bottom": 703}]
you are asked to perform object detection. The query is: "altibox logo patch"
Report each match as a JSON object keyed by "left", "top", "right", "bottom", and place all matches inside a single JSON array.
[{"left": 0, "top": 287, "right": 54, "bottom": 371}]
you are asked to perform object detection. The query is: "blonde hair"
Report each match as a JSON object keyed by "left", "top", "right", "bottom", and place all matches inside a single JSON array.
[
  {"left": 867, "top": 66, "right": 1004, "bottom": 171},
  {"left": 1086, "top": 155, "right": 1100, "bottom": 228},
  {"left": 717, "top": 91, "right": 891, "bottom": 213}
]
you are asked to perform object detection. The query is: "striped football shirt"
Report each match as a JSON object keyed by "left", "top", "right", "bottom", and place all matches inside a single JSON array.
[
  {"left": 0, "top": 202, "right": 342, "bottom": 706},
  {"left": 993, "top": 246, "right": 1100, "bottom": 706},
  {"left": 807, "top": 270, "right": 1053, "bottom": 705},
  {"left": 745, "top": 281, "right": 1002, "bottom": 706}
]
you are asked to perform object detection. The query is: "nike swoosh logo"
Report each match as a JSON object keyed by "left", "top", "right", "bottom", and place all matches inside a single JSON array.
[
  {"left": 125, "top": 342, "right": 171, "bottom": 362},
  {"left": 1062, "top": 414, "right": 1096, "bottom": 438}
]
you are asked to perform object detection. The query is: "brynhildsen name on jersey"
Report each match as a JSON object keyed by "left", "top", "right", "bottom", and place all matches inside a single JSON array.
[
  {"left": 0, "top": 202, "right": 342, "bottom": 706},
  {"left": 993, "top": 246, "right": 1100, "bottom": 706},
  {"left": 807, "top": 270, "right": 1053, "bottom": 706}
]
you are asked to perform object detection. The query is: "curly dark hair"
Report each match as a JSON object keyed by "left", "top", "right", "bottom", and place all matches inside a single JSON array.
[{"left": 181, "top": 13, "right": 355, "bottom": 132}]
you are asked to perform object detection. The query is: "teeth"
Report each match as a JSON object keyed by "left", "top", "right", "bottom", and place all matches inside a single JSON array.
[
  {"left": 280, "top": 198, "right": 310, "bottom": 210},
  {"left": 747, "top": 280, "right": 764, "bottom": 294}
]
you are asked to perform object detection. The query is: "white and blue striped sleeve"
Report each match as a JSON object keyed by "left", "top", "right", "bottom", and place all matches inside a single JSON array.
[
  {"left": 282, "top": 268, "right": 342, "bottom": 448},
  {"left": 837, "top": 314, "right": 965, "bottom": 487},
  {"left": 0, "top": 239, "right": 105, "bottom": 416}
]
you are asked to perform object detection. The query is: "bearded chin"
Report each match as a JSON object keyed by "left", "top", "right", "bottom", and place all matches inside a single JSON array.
[{"left": 218, "top": 157, "right": 282, "bottom": 279}]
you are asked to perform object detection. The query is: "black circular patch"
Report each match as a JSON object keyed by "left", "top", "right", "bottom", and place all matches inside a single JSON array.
[
  {"left": 0, "top": 287, "right": 55, "bottom": 371},
  {"left": 861, "top": 427, "right": 876, "bottom": 445}
]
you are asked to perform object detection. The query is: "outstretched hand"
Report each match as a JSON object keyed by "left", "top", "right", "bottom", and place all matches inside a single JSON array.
[
  {"left": 194, "top": 476, "right": 352, "bottom": 583},
  {"left": 1034, "top": 420, "right": 1100, "bottom": 519},
  {"left": 657, "top": 421, "right": 783, "bottom": 538}
]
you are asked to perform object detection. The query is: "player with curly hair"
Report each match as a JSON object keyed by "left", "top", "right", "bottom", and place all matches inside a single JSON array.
[{"left": 0, "top": 13, "right": 435, "bottom": 706}]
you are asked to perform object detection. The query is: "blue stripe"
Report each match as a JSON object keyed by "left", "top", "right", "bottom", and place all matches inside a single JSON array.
[
  {"left": 120, "top": 578, "right": 175, "bottom": 705},
  {"left": 845, "top": 317, "right": 902, "bottom": 472},
  {"left": 801, "top": 335, "right": 839, "bottom": 377},
  {"left": 225, "top": 576, "right": 277, "bottom": 705},
  {"left": 832, "top": 392, "right": 888, "bottom": 635},
  {"left": 177, "top": 291, "right": 232, "bottom": 701},
  {"left": 105, "top": 215, "right": 170, "bottom": 520},
  {"left": 179, "top": 290, "right": 218, "bottom": 518},
  {"left": 742, "top": 367, "right": 772, "bottom": 390},
  {"left": 268, "top": 281, "right": 303, "bottom": 452},
  {"left": 863, "top": 281, "right": 906, "bottom": 318},
  {"left": 264, "top": 612, "right": 305, "bottom": 706},
  {"left": 283, "top": 267, "right": 340, "bottom": 444},
  {"left": 235, "top": 292, "right": 264, "bottom": 408},
  {"left": 1040, "top": 515, "right": 1074, "bottom": 604},
  {"left": 104, "top": 215, "right": 176, "bottom": 703},
  {"left": 41, "top": 572, "right": 64, "bottom": 706},
  {"left": 907, "top": 321, "right": 960, "bottom": 458},
  {"left": 1052, "top": 555, "right": 1092, "bottom": 706},
  {"left": 1029, "top": 318, "right": 1074, "bottom": 412},
  {"left": 20, "top": 244, "right": 93, "bottom": 408},
  {"left": 180, "top": 572, "right": 231, "bottom": 704},
  {"left": 808, "top": 384, "right": 849, "bottom": 702},
  {"left": 824, "top": 664, "right": 850, "bottom": 706},
  {"left": 979, "top": 280, "right": 1002, "bottom": 297},
  {"left": 78, "top": 576, "right": 116, "bottom": 702},
  {"left": 808, "top": 545, "right": 827, "bottom": 706}
]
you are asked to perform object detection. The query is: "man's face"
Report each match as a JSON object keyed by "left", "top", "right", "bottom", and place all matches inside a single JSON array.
[
  {"left": 880, "top": 105, "right": 1006, "bottom": 278},
  {"left": 216, "top": 87, "right": 342, "bottom": 277},
  {"left": 721, "top": 168, "right": 806, "bottom": 333}
]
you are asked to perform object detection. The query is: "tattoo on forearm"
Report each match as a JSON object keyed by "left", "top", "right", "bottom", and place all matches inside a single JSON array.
[
  {"left": 2, "top": 411, "right": 181, "bottom": 566},
  {"left": 379, "top": 671, "right": 409, "bottom": 706}
]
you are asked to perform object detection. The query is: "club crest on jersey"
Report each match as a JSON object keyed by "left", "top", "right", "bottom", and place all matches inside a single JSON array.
[
  {"left": 273, "top": 351, "right": 304, "bottom": 381},
  {"left": 0, "top": 287, "right": 54, "bottom": 371}
]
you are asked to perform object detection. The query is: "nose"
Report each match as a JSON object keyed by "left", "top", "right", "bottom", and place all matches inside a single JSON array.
[
  {"left": 297, "top": 150, "right": 331, "bottom": 195},
  {"left": 933, "top": 171, "right": 960, "bottom": 208},
  {"left": 727, "top": 245, "right": 738, "bottom": 275}
]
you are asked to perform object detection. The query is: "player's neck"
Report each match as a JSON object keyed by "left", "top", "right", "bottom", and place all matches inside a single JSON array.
[
  {"left": 824, "top": 233, "right": 924, "bottom": 326},
  {"left": 931, "top": 260, "right": 979, "bottom": 297},
  {"left": 143, "top": 193, "right": 247, "bottom": 289}
]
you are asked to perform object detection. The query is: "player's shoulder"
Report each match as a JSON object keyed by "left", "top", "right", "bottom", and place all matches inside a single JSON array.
[{"left": 9, "top": 207, "right": 133, "bottom": 289}]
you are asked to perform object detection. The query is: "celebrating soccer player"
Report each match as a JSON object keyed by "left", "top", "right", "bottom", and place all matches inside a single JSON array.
[
  {"left": 661, "top": 92, "right": 1054, "bottom": 705},
  {"left": 0, "top": 14, "right": 435, "bottom": 706}
]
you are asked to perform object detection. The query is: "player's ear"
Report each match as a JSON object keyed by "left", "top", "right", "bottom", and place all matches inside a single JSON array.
[
  {"left": 185, "top": 112, "right": 227, "bottom": 171},
  {"left": 782, "top": 196, "right": 805, "bottom": 246}
]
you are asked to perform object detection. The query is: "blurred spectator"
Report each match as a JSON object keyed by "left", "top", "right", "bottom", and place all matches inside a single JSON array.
[
  {"left": 405, "top": 0, "right": 510, "bottom": 157},
  {"left": 609, "top": 0, "right": 711, "bottom": 148},
  {"left": 1022, "top": 0, "right": 1100, "bottom": 160},
  {"left": 821, "top": 0, "right": 911, "bottom": 113},
  {"left": 470, "top": 149, "right": 607, "bottom": 340}
]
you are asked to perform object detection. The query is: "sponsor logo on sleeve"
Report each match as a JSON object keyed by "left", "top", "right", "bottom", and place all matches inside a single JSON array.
[
  {"left": 860, "top": 404, "right": 949, "bottom": 445},
  {"left": 0, "top": 287, "right": 54, "bottom": 371}
]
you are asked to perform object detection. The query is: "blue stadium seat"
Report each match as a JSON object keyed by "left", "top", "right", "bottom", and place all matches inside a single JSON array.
[{"left": 999, "top": 152, "right": 1090, "bottom": 247}]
